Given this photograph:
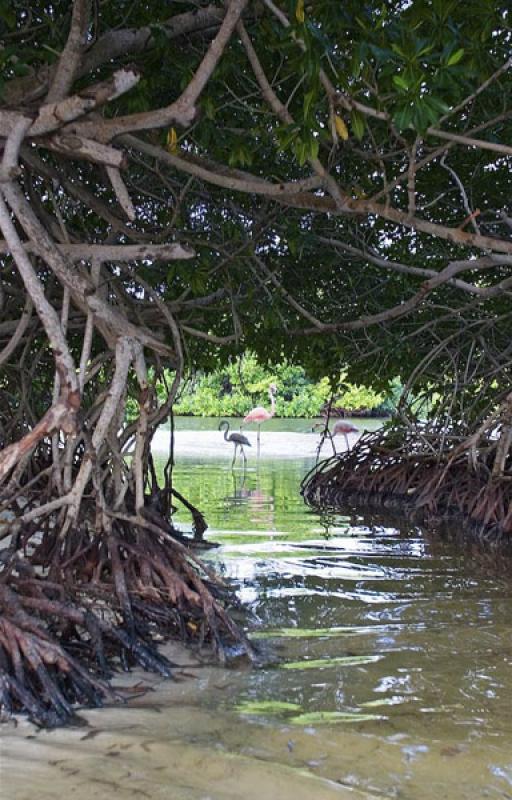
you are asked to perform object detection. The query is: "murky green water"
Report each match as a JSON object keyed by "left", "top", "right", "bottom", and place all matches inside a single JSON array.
[{"left": 3, "top": 439, "right": 512, "bottom": 799}]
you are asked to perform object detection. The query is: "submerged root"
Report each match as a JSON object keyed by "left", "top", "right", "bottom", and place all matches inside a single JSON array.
[{"left": 302, "top": 426, "right": 512, "bottom": 543}]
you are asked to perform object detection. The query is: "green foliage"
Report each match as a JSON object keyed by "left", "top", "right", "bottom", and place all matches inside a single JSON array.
[
  {"left": 173, "top": 353, "right": 390, "bottom": 418},
  {"left": 3, "top": 0, "right": 509, "bottom": 437},
  {"left": 334, "top": 383, "right": 384, "bottom": 414}
]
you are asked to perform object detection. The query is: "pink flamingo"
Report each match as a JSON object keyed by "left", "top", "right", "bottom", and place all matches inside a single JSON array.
[
  {"left": 314, "top": 419, "right": 359, "bottom": 453},
  {"left": 242, "top": 384, "right": 277, "bottom": 448},
  {"left": 331, "top": 420, "right": 359, "bottom": 451}
]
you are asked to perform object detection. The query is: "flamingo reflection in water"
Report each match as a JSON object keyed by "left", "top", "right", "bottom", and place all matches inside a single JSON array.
[{"left": 230, "top": 470, "right": 276, "bottom": 529}]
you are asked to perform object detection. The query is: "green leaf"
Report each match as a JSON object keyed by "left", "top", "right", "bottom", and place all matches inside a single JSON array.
[
  {"left": 305, "top": 20, "right": 331, "bottom": 51},
  {"left": 421, "top": 97, "right": 442, "bottom": 127},
  {"left": 276, "top": 124, "right": 299, "bottom": 151},
  {"left": 308, "top": 137, "right": 319, "bottom": 159},
  {"left": 251, "top": 626, "right": 353, "bottom": 638},
  {"left": 369, "top": 44, "right": 393, "bottom": 63},
  {"left": 288, "top": 238, "right": 298, "bottom": 256},
  {"left": 416, "top": 43, "right": 434, "bottom": 57},
  {"left": 360, "top": 697, "right": 399, "bottom": 707},
  {"left": 413, "top": 101, "right": 430, "bottom": 132},
  {"left": 293, "top": 138, "right": 309, "bottom": 166},
  {"left": 202, "top": 97, "right": 216, "bottom": 120},
  {"left": 393, "top": 105, "right": 414, "bottom": 130},
  {"left": 303, "top": 89, "right": 316, "bottom": 120},
  {"left": 281, "top": 655, "right": 382, "bottom": 669},
  {"left": 393, "top": 74, "right": 409, "bottom": 91},
  {"left": 288, "top": 711, "right": 383, "bottom": 725},
  {"left": 426, "top": 96, "right": 451, "bottom": 114},
  {"left": 235, "top": 700, "right": 302, "bottom": 715},
  {"left": 447, "top": 48, "right": 465, "bottom": 66},
  {"left": 350, "top": 110, "right": 366, "bottom": 141},
  {"left": 228, "top": 142, "right": 253, "bottom": 168}
]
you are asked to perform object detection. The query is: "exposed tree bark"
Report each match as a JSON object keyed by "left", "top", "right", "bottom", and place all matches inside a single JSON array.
[{"left": 0, "top": 0, "right": 258, "bottom": 725}]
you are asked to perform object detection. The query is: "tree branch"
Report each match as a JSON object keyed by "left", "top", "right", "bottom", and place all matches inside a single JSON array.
[
  {"left": 46, "top": 0, "right": 91, "bottom": 103},
  {"left": 0, "top": 240, "right": 195, "bottom": 261},
  {"left": 70, "top": 0, "right": 249, "bottom": 139},
  {"left": 237, "top": 20, "right": 349, "bottom": 211},
  {"left": 123, "top": 134, "right": 322, "bottom": 197}
]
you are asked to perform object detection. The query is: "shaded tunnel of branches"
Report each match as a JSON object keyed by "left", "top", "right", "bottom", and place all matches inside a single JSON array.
[{"left": 0, "top": 0, "right": 511, "bottom": 723}]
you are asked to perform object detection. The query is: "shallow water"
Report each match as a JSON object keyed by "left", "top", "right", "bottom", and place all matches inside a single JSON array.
[
  {"left": 3, "top": 442, "right": 512, "bottom": 799},
  {"left": 151, "top": 415, "right": 380, "bottom": 459}
]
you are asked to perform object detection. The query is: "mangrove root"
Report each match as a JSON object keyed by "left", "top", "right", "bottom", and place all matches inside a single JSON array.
[{"left": 302, "top": 425, "right": 512, "bottom": 543}]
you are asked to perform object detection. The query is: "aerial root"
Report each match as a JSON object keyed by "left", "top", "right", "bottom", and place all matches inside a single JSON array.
[
  {"left": 0, "top": 502, "right": 256, "bottom": 724},
  {"left": 0, "top": 584, "right": 112, "bottom": 726},
  {"left": 0, "top": 574, "right": 178, "bottom": 726},
  {"left": 47, "top": 515, "right": 257, "bottom": 662},
  {"left": 302, "top": 427, "right": 512, "bottom": 542}
]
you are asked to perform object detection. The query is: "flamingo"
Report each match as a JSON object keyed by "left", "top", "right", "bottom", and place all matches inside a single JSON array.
[
  {"left": 314, "top": 420, "right": 359, "bottom": 454},
  {"left": 219, "top": 420, "right": 251, "bottom": 467},
  {"left": 332, "top": 420, "right": 359, "bottom": 451},
  {"left": 242, "top": 384, "right": 277, "bottom": 449}
]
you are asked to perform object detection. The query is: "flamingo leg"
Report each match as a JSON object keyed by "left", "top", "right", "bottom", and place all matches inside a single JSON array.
[
  {"left": 241, "top": 445, "right": 247, "bottom": 464},
  {"left": 232, "top": 444, "right": 238, "bottom": 467},
  {"left": 257, "top": 424, "right": 261, "bottom": 456},
  {"left": 329, "top": 431, "right": 336, "bottom": 456}
]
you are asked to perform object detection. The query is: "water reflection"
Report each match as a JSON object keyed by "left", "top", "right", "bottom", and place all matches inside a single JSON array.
[
  {"left": 165, "top": 455, "right": 512, "bottom": 740},
  {"left": 4, "top": 452, "right": 512, "bottom": 800},
  {"left": 228, "top": 468, "right": 276, "bottom": 529}
]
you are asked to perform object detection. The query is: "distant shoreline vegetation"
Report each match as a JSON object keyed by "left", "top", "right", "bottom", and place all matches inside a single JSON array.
[{"left": 170, "top": 354, "right": 399, "bottom": 419}]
